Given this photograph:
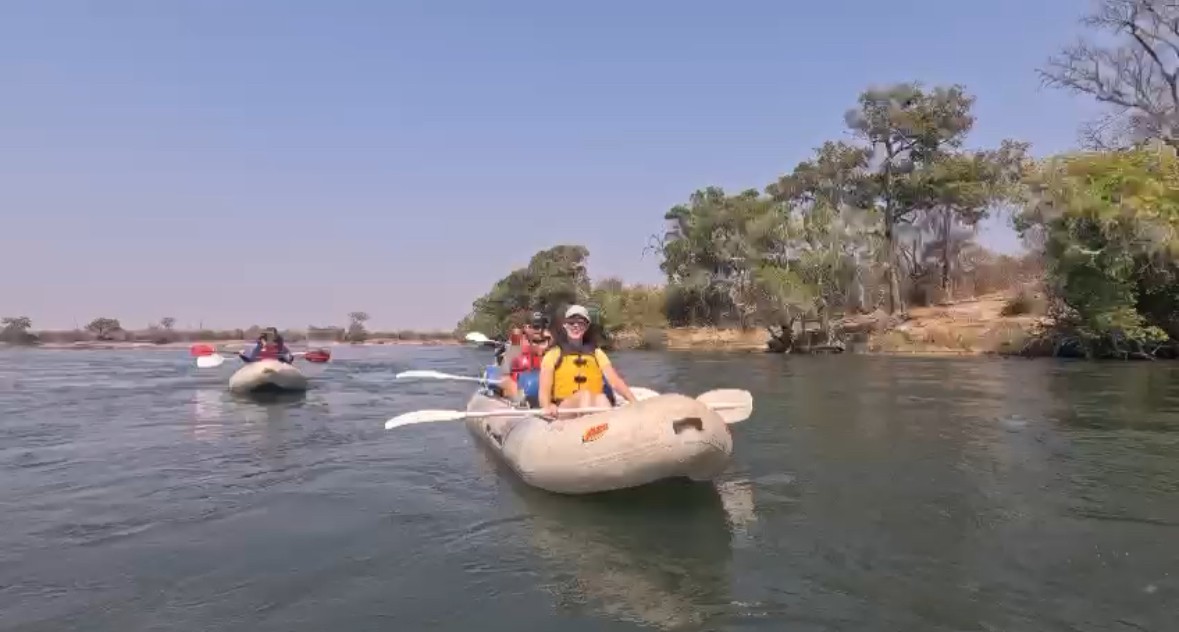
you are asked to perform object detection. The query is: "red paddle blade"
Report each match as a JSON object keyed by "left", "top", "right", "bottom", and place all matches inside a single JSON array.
[
  {"left": 303, "top": 349, "right": 331, "bottom": 363},
  {"left": 190, "top": 344, "right": 217, "bottom": 357}
]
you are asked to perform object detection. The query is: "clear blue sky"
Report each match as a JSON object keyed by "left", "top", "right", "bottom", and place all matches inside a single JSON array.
[{"left": 1, "top": 0, "right": 1100, "bottom": 331}]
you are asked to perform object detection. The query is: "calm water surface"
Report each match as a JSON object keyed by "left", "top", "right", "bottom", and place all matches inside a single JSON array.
[{"left": 1, "top": 346, "right": 1178, "bottom": 631}]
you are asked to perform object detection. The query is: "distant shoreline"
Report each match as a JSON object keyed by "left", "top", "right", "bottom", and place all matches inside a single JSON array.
[
  {"left": 0, "top": 292, "right": 1048, "bottom": 357},
  {"left": 3, "top": 338, "right": 463, "bottom": 351}
]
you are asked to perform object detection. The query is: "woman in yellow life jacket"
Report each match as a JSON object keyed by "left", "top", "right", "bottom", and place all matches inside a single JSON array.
[{"left": 538, "top": 304, "right": 637, "bottom": 419}]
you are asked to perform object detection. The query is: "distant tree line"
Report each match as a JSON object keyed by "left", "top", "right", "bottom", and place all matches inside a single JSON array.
[{"left": 0, "top": 313, "right": 455, "bottom": 346}]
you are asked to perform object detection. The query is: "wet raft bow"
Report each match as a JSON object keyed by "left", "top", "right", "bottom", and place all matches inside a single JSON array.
[{"left": 227, "top": 359, "right": 309, "bottom": 394}]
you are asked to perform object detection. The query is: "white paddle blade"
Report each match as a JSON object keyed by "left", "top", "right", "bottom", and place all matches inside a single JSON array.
[
  {"left": 395, "top": 369, "right": 449, "bottom": 380},
  {"left": 196, "top": 354, "right": 226, "bottom": 369},
  {"left": 384, "top": 409, "right": 468, "bottom": 429},
  {"left": 395, "top": 370, "right": 488, "bottom": 383},
  {"left": 629, "top": 387, "right": 660, "bottom": 401},
  {"left": 697, "top": 388, "right": 753, "bottom": 424},
  {"left": 464, "top": 332, "right": 491, "bottom": 344}
]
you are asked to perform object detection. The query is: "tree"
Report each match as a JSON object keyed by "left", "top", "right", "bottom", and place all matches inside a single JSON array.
[
  {"left": 656, "top": 187, "right": 777, "bottom": 326},
  {"left": 768, "top": 140, "right": 879, "bottom": 324},
  {"left": 901, "top": 140, "right": 1030, "bottom": 295},
  {"left": 0, "top": 316, "right": 35, "bottom": 345},
  {"left": 149, "top": 316, "right": 179, "bottom": 344},
  {"left": 844, "top": 83, "right": 977, "bottom": 314},
  {"left": 1040, "top": 0, "right": 1179, "bottom": 149},
  {"left": 457, "top": 245, "right": 592, "bottom": 335},
  {"left": 86, "top": 317, "right": 122, "bottom": 341},
  {"left": 592, "top": 277, "right": 667, "bottom": 336},
  {"left": 1016, "top": 141, "right": 1179, "bottom": 357},
  {"left": 347, "top": 311, "right": 370, "bottom": 342}
]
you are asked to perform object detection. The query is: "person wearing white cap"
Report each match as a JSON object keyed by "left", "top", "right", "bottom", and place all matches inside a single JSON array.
[{"left": 537, "top": 304, "right": 637, "bottom": 419}]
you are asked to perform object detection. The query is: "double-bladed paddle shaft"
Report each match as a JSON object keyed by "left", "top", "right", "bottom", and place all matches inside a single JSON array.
[
  {"left": 189, "top": 344, "right": 331, "bottom": 368},
  {"left": 394, "top": 370, "right": 659, "bottom": 399},
  {"left": 383, "top": 388, "right": 754, "bottom": 429}
]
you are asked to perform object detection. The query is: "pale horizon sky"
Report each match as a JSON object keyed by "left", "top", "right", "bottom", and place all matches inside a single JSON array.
[{"left": 2, "top": 0, "right": 1101, "bottom": 331}]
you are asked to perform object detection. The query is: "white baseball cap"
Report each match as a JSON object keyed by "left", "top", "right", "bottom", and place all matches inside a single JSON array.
[{"left": 564, "top": 304, "right": 590, "bottom": 321}]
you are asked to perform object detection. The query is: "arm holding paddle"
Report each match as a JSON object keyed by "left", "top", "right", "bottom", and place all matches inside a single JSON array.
[
  {"left": 190, "top": 343, "right": 330, "bottom": 368},
  {"left": 238, "top": 340, "right": 261, "bottom": 363},
  {"left": 597, "top": 350, "right": 637, "bottom": 405}
]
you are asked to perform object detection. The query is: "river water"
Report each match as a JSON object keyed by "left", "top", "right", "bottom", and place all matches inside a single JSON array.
[{"left": 1, "top": 346, "right": 1177, "bottom": 631}]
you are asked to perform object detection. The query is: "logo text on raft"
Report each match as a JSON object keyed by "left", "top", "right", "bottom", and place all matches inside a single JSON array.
[{"left": 581, "top": 423, "right": 609, "bottom": 443}]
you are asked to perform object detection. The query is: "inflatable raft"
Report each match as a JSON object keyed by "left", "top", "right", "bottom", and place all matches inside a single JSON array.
[
  {"left": 227, "top": 359, "right": 309, "bottom": 395},
  {"left": 464, "top": 390, "right": 733, "bottom": 495}
]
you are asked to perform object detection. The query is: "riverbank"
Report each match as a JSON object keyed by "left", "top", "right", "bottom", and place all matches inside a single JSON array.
[
  {"left": 6, "top": 292, "right": 1042, "bottom": 356},
  {"left": 610, "top": 290, "right": 1046, "bottom": 356}
]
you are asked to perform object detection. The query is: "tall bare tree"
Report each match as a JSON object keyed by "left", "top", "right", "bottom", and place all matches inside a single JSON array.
[{"left": 1040, "top": 0, "right": 1179, "bottom": 148}]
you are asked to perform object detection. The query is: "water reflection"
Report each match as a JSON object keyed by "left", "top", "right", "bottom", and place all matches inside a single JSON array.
[
  {"left": 189, "top": 386, "right": 322, "bottom": 443},
  {"left": 509, "top": 479, "right": 739, "bottom": 630},
  {"left": 190, "top": 388, "right": 228, "bottom": 440}
]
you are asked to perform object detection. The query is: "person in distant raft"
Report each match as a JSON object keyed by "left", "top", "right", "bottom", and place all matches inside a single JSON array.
[
  {"left": 238, "top": 327, "right": 295, "bottom": 364},
  {"left": 538, "top": 305, "right": 637, "bottom": 419},
  {"left": 501, "top": 312, "right": 551, "bottom": 406}
]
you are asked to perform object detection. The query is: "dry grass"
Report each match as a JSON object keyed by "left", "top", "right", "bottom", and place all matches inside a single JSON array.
[
  {"left": 858, "top": 289, "right": 1047, "bottom": 355},
  {"left": 661, "top": 327, "right": 768, "bottom": 352},
  {"left": 623, "top": 287, "right": 1049, "bottom": 356}
]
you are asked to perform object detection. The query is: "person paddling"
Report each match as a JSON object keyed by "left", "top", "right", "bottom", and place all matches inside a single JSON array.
[
  {"left": 502, "top": 312, "right": 551, "bottom": 406},
  {"left": 239, "top": 327, "right": 295, "bottom": 364},
  {"left": 538, "top": 305, "right": 636, "bottom": 419}
]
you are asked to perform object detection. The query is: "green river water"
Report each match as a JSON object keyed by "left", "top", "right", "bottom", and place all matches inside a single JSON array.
[{"left": 1, "top": 346, "right": 1176, "bottom": 631}]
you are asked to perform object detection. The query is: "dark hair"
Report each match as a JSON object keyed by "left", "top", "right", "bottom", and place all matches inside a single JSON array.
[
  {"left": 528, "top": 311, "right": 549, "bottom": 329},
  {"left": 261, "top": 327, "right": 284, "bottom": 346},
  {"left": 553, "top": 316, "right": 600, "bottom": 351}
]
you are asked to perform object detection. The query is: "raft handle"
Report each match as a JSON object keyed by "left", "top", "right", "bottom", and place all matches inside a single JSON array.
[{"left": 671, "top": 417, "right": 704, "bottom": 435}]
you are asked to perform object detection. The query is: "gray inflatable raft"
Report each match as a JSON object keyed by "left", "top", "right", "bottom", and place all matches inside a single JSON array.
[
  {"left": 464, "top": 390, "right": 733, "bottom": 494},
  {"left": 227, "top": 359, "right": 309, "bottom": 394}
]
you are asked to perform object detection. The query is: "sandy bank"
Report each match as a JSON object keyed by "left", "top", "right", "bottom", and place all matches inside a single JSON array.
[{"left": 610, "top": 290, "right": 1044, "bottom": 356}]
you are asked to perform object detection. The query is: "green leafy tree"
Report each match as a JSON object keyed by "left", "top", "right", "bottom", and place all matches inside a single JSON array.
[
  {"left": 844, "top": 83, "right": 977, "bottom": 314},
  {"left": 768, "top": 140, "right": 879, "bottom": 327},
  {"left": 902, "top": 140, "right": 1030, "bottom": 295},
  {"left": 1016, "top": 141, "right": 1179, "bottom": 357},
  {"left": 457, "top": 245, "right": 592, "bottom": 336},
  {"left": 656, "top": 187, "right": 779, "bottom": 326},
  {"left": 592, "top": 278, "right": 668, "bottom": 336}
]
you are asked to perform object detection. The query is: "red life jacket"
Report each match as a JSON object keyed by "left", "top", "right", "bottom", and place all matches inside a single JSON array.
[
  {"left": 509, "top": 348, "right": 543, "bottom": 382},
  {"left": 256, "top": 342, "right": 284, "bottom": 359}
]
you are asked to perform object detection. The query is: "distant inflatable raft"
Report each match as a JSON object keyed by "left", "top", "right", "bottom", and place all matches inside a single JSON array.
[{"left": 464, "top": 391, "right": 733, "bottom": 495}]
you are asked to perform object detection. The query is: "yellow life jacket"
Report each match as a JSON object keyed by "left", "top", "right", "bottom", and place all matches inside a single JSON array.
[{"left": 548, "top": 345, "right": 605, "bottom": 401}]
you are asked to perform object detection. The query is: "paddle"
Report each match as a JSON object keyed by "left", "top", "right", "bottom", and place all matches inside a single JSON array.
[
  {"left": 383, "top": 388, "right": 753, "bottom": 429},
  {"left": 393, "top": 369, "right": 661, "bottom": 401},
  {"left": 190, "top": 344, "right": 331, "bottom": 368},
  {"left": 395, "top": 369, "right": 489, "bottom": 384},
  {"left": 464, "top": 332, "right": 492, "bottom": 345}
]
